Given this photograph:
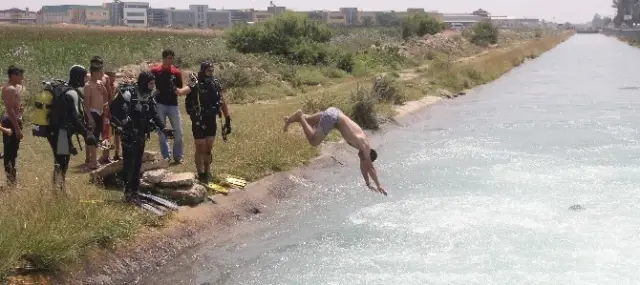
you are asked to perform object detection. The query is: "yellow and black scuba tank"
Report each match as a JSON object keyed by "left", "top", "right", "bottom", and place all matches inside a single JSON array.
[{"left": 32, "top": 79, "right": 71, "bottom": 137}]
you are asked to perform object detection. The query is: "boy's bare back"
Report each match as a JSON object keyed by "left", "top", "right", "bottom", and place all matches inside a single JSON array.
[{"left": 335, "top": 113, "right": 369, "bottom": 151}]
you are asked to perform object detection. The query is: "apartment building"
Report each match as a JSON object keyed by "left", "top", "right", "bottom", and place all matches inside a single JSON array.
[
  {"left": 0, "top": 8, "right": 36, "bottom": 24},
  {"left": 123, "top": 2, "right": 149, "bottom": 27}
]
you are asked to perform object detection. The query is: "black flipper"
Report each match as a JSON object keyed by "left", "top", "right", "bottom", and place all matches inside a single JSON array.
[
  {"left": 127, "top": 194, "right": 166, "bottom": 216},
  {"left": 137, "top": 192, "right": 179, "bottom": 211}
]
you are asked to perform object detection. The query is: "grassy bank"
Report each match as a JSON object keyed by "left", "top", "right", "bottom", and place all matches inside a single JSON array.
[{"left": 0, "top": 17, "right": 572, "bottom": 281}]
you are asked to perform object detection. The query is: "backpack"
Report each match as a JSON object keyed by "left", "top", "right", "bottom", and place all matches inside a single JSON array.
[
  {"left": 110, "top": 82, "right": 138, "bottom": 131},
  {"left": 32, "top": 79, "right": 79, "bottom": 137},
  {"left": 192, "top": 78, "right": 222, "bottom": 116}
]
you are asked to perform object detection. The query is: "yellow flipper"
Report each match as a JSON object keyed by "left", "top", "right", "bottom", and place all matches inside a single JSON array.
[
  {"left": 225, "top": 177, "right": 247, "bottom": 188},
  {"left": 207, "top": 182, "right": 229, "bottom": 194}
]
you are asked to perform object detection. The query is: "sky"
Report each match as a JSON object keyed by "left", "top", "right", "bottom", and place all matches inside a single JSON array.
[{"left": 1, "top": 0, "right": 614, "bottom": 23}]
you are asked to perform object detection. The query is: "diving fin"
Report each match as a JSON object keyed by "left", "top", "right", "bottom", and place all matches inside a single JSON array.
[
  {"left": 206, "top": 182, "right": 229, "bottom": 194},
  {"left": 224, "top": 177, "right": 247, "bottom": 188}
]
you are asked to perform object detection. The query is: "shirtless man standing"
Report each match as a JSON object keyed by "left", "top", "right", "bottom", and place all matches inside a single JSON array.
[
  {"left": 283, "top": 107, "right": 386, "bottom": 196},
  {"left": 1, "top": 65, "right": 24, "bottom": 185},
  {"left": 84, "top": 64, "right": 108, "bottom": 170}
]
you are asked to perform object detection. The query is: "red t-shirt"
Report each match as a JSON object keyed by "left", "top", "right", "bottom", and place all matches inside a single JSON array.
[{"left": 150, "top": 64, "right": 183, "bottom": 106}]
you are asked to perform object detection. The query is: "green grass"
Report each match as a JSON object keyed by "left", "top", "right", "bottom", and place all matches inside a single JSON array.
[{"left": 0, "top": 24, "right": 573, "bottom": 281}]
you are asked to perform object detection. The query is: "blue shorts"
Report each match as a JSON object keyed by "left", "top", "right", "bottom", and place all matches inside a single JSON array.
[{"left": 318, "top": 107, "right": 341, "bottom": 137}]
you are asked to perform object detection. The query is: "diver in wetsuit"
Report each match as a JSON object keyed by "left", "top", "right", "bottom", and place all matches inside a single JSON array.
[
  {"left": 47, "top": 65, "right": 96, "bottom": 190},
  {"left": 185, "top": 62, "right": 231, "bottom": 182},
  {"left": 110, "top": 71, "right": 194, "bottom": 202}
]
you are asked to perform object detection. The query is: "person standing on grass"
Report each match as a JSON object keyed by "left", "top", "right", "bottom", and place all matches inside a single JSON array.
[
  {"left": 85, "top": 56, "right": 114, "bottom": 165},
  {"left": 150, "top": 49, "right": 186, "bottom": 164},
  {"left": 111, "top": 71, "right": 195, "bottom": 202},
  {"left": 83, "top": 64, "right": 108, "bottom": 170},
  {"left": 105, "top": 70, "right": 121, "bottom": 161},
  {"left": 1, "top": 65, "right": 25, "bottom": 186},
  {"left": 48, "top": 65, "right": 96, "bottom": 189},
  {"left": 185, "top": 62, "right": 232, "bottom": 182},
  {"left": 283, "top": 107, "right": 386, "bottom": 196}
]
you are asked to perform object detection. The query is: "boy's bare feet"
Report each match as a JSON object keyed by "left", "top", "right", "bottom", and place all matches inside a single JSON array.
[{"left": 283, "top": 110, "right": 303, "bottom": 132}]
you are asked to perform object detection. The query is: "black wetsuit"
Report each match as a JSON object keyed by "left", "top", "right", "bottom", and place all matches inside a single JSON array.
[
  {"left": 110, "top": 82, "right": 164, "bottom": 196},
  {"left": 185, "top": 76, "right": 223, "bottom": 140},
  {"left": 47, "top": 87, "right": 92, "bottom": 187}
]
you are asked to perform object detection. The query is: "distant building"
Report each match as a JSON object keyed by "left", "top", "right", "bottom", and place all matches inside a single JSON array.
[
  {"left": 190, "top": 5, "right": 208, "bottom": 28},
  {"left": 38, "top": 5, "right": 107, "bottom": 25},
  {"left": 339, "top": 8, "right": 358, "bottom": 25},
  {"left": 441, "top": 13, "right": 485, "bottom": 27},
  {"left": 207, "top": 9, "right": 232, "bottom": 28},
  {"left": 123, "top": 2, "right": 149, "bottom": 27},
  {"left": 357, "top": 11, "right": 376, "bottom": 26},
  {"left": 147, "top": 8, "right": 167, "bottom": 27},
  {"left": 267, "top": 6, "right": 285, "bottom": 16},
  {"left": 85, "top": 5, "right": 109, "bottom": 25},
  {"left": 229, "top": 9, "right": 251, "bottom": 24},
  {"left": 0, "top": 8, "right": 37, "bottom": 24},
  {"left": 168, "top": 8, "right": 193, "bottom": 28},
  {"left": 104, "top": 2, "right": 123, "bottom": 26},
  {"left": 323, "top": 11, "right": 347, "bottom": 25},
  {"left": 251, "top": 10, "right": 272, "bottom": 22}
]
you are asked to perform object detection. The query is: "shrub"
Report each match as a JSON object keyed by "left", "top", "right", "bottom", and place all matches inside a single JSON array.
[
  {"left": 349, "top": 84, "right": 379, "bottom": 130},
  {"left": 332, "top": 51, "right": 356, "bottom": 73},
  {"left": 470, "top": 21, "right": 499, "bottom": 46},
  {"left": 215, "top": 66, "right": 265, "bottom": 89},
  {"left": 401, "top": 13, "right": 445, "bottom": 39},
  {"left": 227, "top": 12, "right": 337, "bottom": 66},
  {"left": 372, "top": 75, "right": 406, "bottom": 104}
]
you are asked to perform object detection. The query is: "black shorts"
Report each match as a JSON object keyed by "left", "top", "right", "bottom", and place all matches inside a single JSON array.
[
  {"left": 191, "top": 115, "right": 217, "bottom": 140},
  {"left": 89, "top": 111, "right": 102, "bottom": 140}
]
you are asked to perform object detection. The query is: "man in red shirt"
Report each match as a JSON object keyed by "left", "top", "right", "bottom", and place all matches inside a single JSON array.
[{"left": 150, "top": 49, "right": 187, "bottom": 164}]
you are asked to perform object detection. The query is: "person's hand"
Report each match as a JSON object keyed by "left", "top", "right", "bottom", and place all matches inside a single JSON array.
[
  {"left": 223, "top": 116, "right": 232, "bottom": 135},
  {"left": 162, "top": 128, "right": 175, "bottom": 138},
  {"left": 85, "top": 133, "right": 97, "bottom": 146},
  {"left": 188, "top": 72, "right": 198, "bottom": 88},
  {"left": 377, "top": 185, "right": 387, "bottom": 196},
  {"left": 367, "top": 183, "right": 387, "bottom": 196}
]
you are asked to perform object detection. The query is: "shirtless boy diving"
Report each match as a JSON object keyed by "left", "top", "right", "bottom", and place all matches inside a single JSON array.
[{"left": 283, "top": 107, "right": 386, "bottom": 196}]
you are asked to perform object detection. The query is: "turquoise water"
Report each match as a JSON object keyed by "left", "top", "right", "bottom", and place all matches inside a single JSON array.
[{"left": 141, "top": 35, "right": 640, "bottom": 285}]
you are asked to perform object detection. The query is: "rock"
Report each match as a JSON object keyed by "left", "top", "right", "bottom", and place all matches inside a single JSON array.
[
  {"left": 158, "top": 172, "right": 196, "bottom": 188},
  {"left": 140, "top": 159, "right": 170, "bottom": 173},
  {"left": 89, "top": 151, "right": 162, "bottom": 180},
  {"left": 140, "top": 180, "right": 155, "bottom": 192},
  {"left": 156, "top": 184, "right": 206, "bottom": 206},
  {"left": 142, "top": 169, "right": 168, "bottom": 184}
]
